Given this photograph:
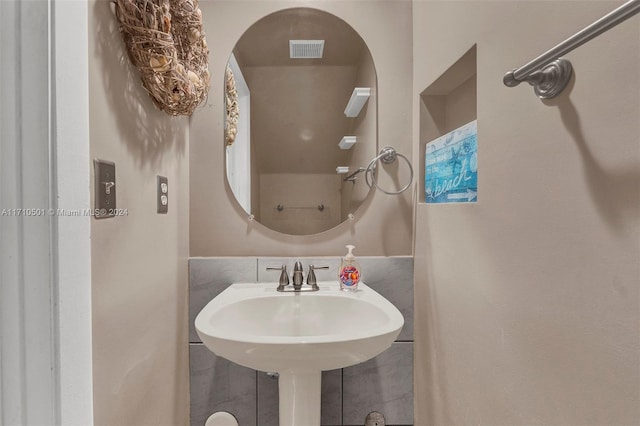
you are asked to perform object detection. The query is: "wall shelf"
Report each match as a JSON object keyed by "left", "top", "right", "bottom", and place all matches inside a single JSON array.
[
  {"left": 344, "top": 87, "right": 371, "bottom": 117},
  {"left": 339, "top": 136, "right": 357, "bottom": 150}
]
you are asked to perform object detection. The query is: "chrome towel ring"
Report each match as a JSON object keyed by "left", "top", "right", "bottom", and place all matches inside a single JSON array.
[{"left": 365, "top": 147, "right": 414, "bottom": 195}]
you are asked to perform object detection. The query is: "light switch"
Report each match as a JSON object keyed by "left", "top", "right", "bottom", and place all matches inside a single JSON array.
[
  {"left": 157, "top": 176, "right": 168, "bottom": 214},
  {"left": 94, "top": 159, "right": 116, "bottom": 219}
]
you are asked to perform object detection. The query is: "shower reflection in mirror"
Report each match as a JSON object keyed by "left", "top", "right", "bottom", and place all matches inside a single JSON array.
[{"left": 223, "top": 7, "right": 378, "bottom": 235}]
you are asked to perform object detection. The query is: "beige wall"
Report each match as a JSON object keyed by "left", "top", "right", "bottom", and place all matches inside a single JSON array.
[
  {"left": 413, "top": 1, "right": 640, "bottom": 424},
  {"left": 88, "top": 1, "right": 189, "bottom": 424},
  {"left": 191, "top": 0, "right": 413, "bottom": 256}
]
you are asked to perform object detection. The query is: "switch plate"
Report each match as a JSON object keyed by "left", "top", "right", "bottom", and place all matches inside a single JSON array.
[
  {"left": 157, "top": 176, "right": 168, "bottom": 214},
  {"left": 94, "top": 159, "right": 116, "bottom": 219}
]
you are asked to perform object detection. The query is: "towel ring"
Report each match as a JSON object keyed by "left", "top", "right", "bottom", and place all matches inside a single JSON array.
[{"left": 365, "top": 147, "right": 414, "bottom": 195}]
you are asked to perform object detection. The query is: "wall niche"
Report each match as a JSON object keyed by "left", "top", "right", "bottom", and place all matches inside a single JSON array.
[{"left": 419, "top": 45, "right": 477, "bottom": 203}]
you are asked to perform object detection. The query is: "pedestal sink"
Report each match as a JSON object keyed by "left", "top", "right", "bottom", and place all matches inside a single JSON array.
[{"left": 195, "top": 282, "right": 404, "bottom": 426}]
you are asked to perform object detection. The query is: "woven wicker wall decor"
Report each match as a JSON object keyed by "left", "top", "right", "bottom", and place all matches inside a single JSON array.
[
  {"left": 114, "top": 0, "right": 210, "bottom": 116},
  {"left": 224, "top": 66, "right": 239, "bottom": 146}
]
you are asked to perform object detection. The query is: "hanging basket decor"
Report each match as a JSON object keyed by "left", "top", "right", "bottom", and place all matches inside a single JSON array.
[
  {"left": 114, "top": 0, "right": 211, "bottom": 116},
  {"left": 225, "top": 66, "right": 239, "bottom": 146}
]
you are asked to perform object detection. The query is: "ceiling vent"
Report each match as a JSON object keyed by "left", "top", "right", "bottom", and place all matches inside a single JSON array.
[{"left": 289, "top": 40, "right": 325, "bottom": 59}]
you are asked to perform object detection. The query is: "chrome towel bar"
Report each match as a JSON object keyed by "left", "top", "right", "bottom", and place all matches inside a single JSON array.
[
  {"left": 503, "top": 0, "right": 640, "bottom": 98},
  {"left": 275, "top": 204, "right": 325, "bottom": 212}
]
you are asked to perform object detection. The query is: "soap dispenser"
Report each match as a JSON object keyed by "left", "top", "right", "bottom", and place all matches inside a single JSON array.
[{"left": 339, "top": 245, "right": 361, "bottom": 291}]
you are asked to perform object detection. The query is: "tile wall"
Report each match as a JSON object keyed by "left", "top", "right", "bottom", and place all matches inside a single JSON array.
[{"left": 189, "top": 257, "right": 414, "bottom": 426}]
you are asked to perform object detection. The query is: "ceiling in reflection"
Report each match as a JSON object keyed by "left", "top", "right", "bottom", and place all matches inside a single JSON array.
[{"left": 231, "top": 8, "right": 373, "bottom": 175}]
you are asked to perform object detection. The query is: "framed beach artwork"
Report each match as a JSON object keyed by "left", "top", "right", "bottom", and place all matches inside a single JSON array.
[{"left": 425, "top": 120, "right": 478, "bottom": 204}]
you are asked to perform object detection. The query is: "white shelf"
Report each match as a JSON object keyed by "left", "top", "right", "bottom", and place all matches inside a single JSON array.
[
  {"left": 339, "top": 136, "right": 356, "bottom": 150},
  {"left": 344, "top": 87, "right": 370, "bottom": 117}
]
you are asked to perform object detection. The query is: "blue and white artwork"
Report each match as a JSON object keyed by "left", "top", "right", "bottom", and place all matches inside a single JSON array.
[{"left": 425, "top": 120, "right": 478, "bottom": 203}]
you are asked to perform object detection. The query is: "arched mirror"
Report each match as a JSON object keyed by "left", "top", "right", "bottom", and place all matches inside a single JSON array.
[{"left": 225, "top": 7, "right": 377, "bottom": 235}]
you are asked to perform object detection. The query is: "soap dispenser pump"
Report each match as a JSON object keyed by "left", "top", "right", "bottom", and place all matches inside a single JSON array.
[{"left": 339, "top": 245, "right": 361, "bottom": 291}]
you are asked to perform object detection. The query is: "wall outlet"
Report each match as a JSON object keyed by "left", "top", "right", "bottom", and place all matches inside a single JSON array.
[{"left": 157, "top": 176, "right": 168, "bottom": 214}]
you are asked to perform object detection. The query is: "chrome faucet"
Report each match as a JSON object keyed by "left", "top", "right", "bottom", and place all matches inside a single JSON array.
[
  {"left": 266, "top": 262, "right": 328, "bottom": 292},
  {"left": 292, "top": 261, "right": 304, "bottom": 290}
]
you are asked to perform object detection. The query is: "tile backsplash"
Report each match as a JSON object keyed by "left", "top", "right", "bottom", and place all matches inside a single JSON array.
[
  {"left": 189, "top": 257, "right": 257, "bottom": 343},
  {"left": 189, "top": 256, "right": 414, "bottom": 426}
]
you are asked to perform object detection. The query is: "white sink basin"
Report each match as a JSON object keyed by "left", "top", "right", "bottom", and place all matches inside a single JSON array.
[
  {"left": 195, "top": 282, "right": 404, "bottom": 426},
  {"left": 195, "top": 282, "right": 404, "bottom": 372}
]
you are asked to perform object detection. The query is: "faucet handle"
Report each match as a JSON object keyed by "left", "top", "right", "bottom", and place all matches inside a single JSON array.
[
  {"left": 266, "top": 265, "right": 289, "bottom": 291},
  {"left": 306, "top": 265, "right": 330, "bottom": 290}
]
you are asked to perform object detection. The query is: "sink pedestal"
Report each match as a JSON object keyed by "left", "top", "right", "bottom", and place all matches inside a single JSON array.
[{"left": 278, "top": 370, "right": 321, "bottom": 426}]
